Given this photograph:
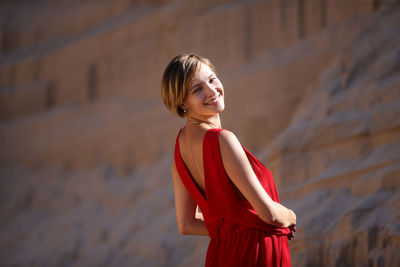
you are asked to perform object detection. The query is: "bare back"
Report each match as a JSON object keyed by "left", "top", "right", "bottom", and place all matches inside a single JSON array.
[
  {"left": 178, "top": 126, "right": 208, "bottom": 198},
  {"left": 178, "top": 125, "right": 246, "bottom": 201}
]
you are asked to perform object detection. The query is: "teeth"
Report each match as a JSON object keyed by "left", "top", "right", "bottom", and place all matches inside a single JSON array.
[{"left": 207, "top": 93, "right": 220, "bottom": 104}]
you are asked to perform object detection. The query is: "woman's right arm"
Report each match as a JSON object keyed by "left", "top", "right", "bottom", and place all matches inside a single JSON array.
[
  {"left": 171, "top": 157, "right": 209, "bottom": 236},
  {"left": 218, "top": 130, "right": 296, "bottom": 228}
]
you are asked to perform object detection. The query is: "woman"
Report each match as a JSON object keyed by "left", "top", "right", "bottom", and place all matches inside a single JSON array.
[{"left": 161, "top": 54, "right": 296, "bottom": 267}]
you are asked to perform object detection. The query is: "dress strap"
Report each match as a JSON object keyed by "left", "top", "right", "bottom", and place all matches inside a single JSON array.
[
  {"left": 203, "top": 129, "right": 243, "bottom": 218},
  {"left": 174, "top": 128, "right": 208, "bottom": 208}
]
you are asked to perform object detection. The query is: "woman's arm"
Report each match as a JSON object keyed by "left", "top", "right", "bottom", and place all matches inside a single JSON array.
[
  {"left": 218, "top": 130, "right": 296, "bottom": 228},
  {"left": 171, "top": 157, "right": 209, "bottom": 236}
]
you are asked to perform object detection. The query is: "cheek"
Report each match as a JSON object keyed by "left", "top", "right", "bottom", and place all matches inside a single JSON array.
[
  {"left": 188, "top": 93, "right": 205, "bottom": 105},
  {"left": 195, "top": 92, "right": 207, "bottom": 101}
]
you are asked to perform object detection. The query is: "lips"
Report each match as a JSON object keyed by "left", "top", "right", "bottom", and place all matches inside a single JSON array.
[{"left": 206, "top": 93, "right": 221, "bottom": 105}]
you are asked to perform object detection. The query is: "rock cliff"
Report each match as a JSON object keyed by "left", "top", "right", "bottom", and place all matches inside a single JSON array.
[{"left": 0, "top": 0, "right": 398, "bottom": 266}]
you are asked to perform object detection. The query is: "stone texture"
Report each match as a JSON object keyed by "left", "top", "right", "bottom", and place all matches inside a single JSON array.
[
  {"left": 0, "top": 0, "right": 399, "bottom": 266},
  {"left": 258, "top": 4, "right": 400, "bottom": 266}
]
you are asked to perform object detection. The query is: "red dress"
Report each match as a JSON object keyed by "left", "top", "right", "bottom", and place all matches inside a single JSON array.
[{"left": 174, "top": 128, "right": 291, "bottom": 267}]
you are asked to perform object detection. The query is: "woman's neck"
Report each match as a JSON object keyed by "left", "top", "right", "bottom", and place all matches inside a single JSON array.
[{"left": 186, "top": 115, "right": 222, "bottom": 129}]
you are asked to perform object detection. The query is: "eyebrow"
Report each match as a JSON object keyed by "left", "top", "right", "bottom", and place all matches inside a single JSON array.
[{"left": 191, "top": 74, "right": 215, "bottom": 90}]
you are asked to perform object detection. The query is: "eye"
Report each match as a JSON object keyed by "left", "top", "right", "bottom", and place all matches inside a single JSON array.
[
  {"left": 210, "top": 77, "right": 216, "bottom": 83},
  {"left": 193, "top": 86, "right": 201, "bottom": 93}
]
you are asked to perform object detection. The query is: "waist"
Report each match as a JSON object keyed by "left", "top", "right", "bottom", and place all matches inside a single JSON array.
[{"left": 206, "top": 217, "right": 289, "bottom": 239}]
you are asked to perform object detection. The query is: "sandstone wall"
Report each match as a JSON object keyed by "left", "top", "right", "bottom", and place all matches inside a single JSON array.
[
  {"left": 260, "top": 6, "right": 400, "bottom": 265},
  {"left": 0, "top": 0, "right": 398, "bottom": 266}
]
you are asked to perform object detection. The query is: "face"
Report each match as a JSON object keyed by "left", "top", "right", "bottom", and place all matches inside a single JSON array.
[{"left": 182, "top": 63, "right": 225, "bottom": 118}]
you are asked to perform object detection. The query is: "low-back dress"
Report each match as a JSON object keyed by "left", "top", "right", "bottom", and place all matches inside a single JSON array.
[{"left": 174, "top": 127, "right": 291, "bottom": 267}]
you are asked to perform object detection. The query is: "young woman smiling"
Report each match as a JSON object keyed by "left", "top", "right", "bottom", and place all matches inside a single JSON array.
[{"left": 161, "top": 54, "right": 296, "bottom": 267}]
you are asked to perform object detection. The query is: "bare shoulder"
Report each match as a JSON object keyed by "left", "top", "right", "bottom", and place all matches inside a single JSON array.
[
  {"left": 218, "top": 129, "right": 240, "bottom": 146},
  {"left": 218, "top": 129, "right": 242, "bottom": 149}
]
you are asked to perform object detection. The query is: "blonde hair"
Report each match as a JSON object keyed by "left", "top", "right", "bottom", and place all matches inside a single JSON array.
[{"left": 161, "top": 54, "right": 216, "bottom": 117}]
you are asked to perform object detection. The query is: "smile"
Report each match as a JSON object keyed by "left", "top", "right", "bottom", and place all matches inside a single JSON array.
[{"left": 206, "top": 93, "right": 221, "bottom": 105}]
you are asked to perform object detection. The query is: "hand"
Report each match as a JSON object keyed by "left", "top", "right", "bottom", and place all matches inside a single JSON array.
[{"left": 287, "top": 225, "right": 296, "bottom": 240}]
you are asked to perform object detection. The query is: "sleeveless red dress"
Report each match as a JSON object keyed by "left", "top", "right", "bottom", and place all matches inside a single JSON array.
[{"left": 174, "top": 127, "right": 291, "bottom": 267}]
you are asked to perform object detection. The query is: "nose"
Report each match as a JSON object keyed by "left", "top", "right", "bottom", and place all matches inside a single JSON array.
[{"left": 205, "top": 83, "right": 218, "bottom": 96}]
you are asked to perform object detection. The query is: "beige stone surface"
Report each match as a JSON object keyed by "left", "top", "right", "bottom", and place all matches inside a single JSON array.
[
  {"left": 258, "top": 5, "right": 400, "bottom": 266},
  {"left": 0, "top": 0, "right": 399, "bottom": 266}
]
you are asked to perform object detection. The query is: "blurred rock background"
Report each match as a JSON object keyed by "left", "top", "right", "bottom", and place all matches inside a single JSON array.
[{"left": 0, "top": 0, "right": 399, "bottom": 266}]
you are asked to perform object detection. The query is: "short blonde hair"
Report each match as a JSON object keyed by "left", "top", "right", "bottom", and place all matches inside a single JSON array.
[{"left": 161, "top": 54, "right": 216, "bottom": 117}]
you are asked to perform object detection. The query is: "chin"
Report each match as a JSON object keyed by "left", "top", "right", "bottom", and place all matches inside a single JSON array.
[{"left": 218, "top": 102, "right": 225, "bottom": 111}]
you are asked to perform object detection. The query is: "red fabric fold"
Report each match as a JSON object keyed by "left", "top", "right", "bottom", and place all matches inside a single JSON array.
[{"left": 174, "top": 127, "right": 291, "bottom": 266}]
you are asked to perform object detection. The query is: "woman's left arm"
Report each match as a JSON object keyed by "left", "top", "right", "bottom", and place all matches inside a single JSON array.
[{"left": 171, "top": 157, "right": 209, "bottom": 236}]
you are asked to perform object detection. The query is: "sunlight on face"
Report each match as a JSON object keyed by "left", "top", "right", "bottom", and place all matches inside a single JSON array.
[{"left": 183, "top": 63, "right": 225, "bottom": 118}]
